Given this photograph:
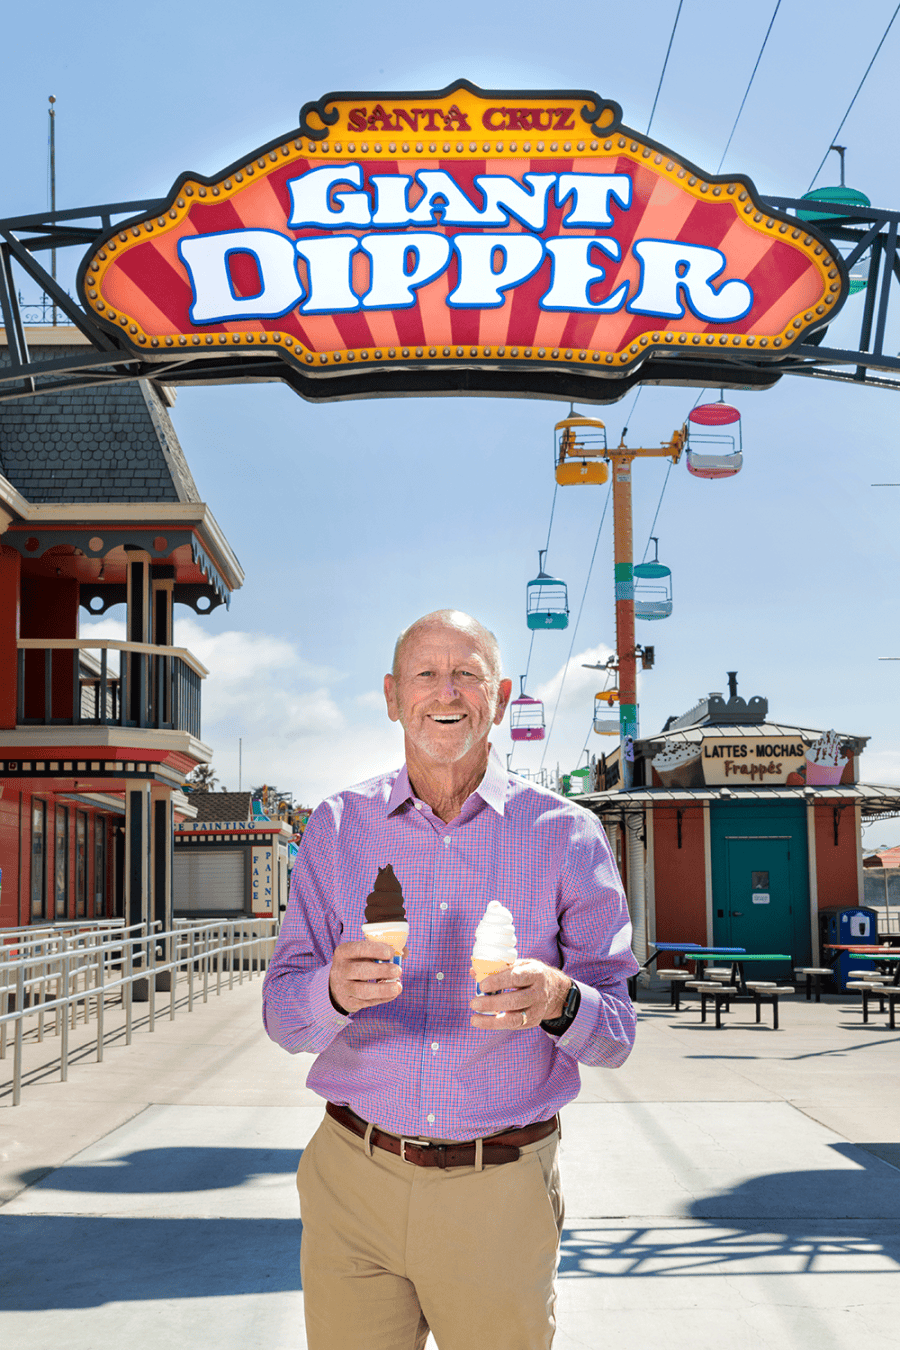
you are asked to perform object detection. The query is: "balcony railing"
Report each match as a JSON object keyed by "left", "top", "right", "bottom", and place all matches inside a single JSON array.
[{"left": 16, "top": 639, "right": 207, "bottom": 739}]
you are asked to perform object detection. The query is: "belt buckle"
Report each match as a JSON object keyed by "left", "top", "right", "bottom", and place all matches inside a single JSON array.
[
  {"left": 399, "top": 1137, "right": 419, "bottom": 1164},
  {"left": 400, "top": 1138, "right": 447, "bottom": 1167}
]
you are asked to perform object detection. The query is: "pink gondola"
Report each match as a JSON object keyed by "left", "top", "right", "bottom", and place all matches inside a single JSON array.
[
  {"left": 686, "top": 401, "right": 743, "bottom": 479},
  {"left": 509, "top": 676, "right": 545, "bottom": 741}
]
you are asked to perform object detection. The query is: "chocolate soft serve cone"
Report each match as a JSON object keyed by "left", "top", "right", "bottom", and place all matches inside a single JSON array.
[{"left": 361, "top": 864, "right": 409, "bottom": 966}]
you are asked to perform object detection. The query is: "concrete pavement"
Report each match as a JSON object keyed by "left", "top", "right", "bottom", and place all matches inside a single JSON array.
[{"left": 2, "top": 978, "right": 899, "bottom": 1349}]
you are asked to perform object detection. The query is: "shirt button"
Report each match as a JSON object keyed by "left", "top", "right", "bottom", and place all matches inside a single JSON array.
[
  {"left": 431, "top": 1042, "right": 439, "bottom": 1052},
  {"left": 435, "top": 972, "right": 444, "bottom": 981},
  {"left": 427, "top": 1113, "right": 436, "bottom": 1123},
  {"left": 440, "top": 902, "right": 448, "bottom": 911},
  {"left": 443, "top": 836, "right": 451, "bottom": 845}
]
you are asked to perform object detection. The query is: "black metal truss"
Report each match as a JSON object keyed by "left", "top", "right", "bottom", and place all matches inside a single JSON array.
[{"left": 1, "top": 194, "right": 899, "bottom": 404}]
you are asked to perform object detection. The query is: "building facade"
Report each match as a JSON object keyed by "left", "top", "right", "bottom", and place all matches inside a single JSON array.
[
  {"left": 0, "top": 328, "right": 243, "bottom": 931},
  {"left": 579, "top": 677, "right": 900, "bottom": 969}
]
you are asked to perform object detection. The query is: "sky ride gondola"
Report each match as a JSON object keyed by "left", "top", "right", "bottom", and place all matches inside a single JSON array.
[
  {"left": 634, "top": 537, "right": 673, "bottom": 620},
  {"left": 526, "top": 549, "right": 569, "bottom": 630},
  {"left": 685, "top": 400, "right": 743, "bottom": 479},
  {"left": 554, "top": 414, "right": 609, "bottom": 487},
  {"left": 593, "top": 689, "right": 620, "bottom": 735},
  {"left": 797, "top": 147, "right": 871, "bottom": 295},
  {"left": 509, "top": 676, "right": 546, "bottom": 741}
]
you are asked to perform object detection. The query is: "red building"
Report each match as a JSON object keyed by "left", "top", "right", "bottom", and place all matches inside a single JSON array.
[
  {"left": 0, "top": 327, "right": 243, "bottom": 930},
  {"left": 580, "top": 676, "right": 900, "bottom": 968}
]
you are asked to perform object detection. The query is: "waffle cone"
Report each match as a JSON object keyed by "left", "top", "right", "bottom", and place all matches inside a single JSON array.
[
  {"left": 470, "top": 957, "right": 514, "bottom": 982},
  {"left": 361, "top": 922, "right": 408, "bottom": 957}
]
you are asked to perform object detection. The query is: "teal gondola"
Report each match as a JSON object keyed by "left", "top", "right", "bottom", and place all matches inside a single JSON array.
[
  {"left": 634, "top": 537, "right": 672, "bottom": 620},
  {"left": 526, "top": 549, "right": 569, "bottom": 630}
]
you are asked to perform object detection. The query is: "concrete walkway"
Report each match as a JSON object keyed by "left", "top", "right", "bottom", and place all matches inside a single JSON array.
[{"left": 2, "top": 979, "right": 899, "bottom": 1349}]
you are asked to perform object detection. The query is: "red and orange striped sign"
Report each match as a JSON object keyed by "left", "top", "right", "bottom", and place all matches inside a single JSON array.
[{"left": 78, "top": 81, "right": 844, "bottom": 387}]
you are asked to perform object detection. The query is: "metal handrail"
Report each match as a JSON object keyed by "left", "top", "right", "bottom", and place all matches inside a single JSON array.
[{"left": 0, "top": 918, "right": 278, "bottom": 1105}]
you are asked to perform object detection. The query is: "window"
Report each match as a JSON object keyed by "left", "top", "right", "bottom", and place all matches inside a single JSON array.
[
  {"left": 76, "top": 813, "right": 88, "bottom": 918},
  {"left": 31, "top": 801, "right": 47, "bottom": 920},
  {"left": 55, "top": 805, "right": 69, "bottom": 919}
]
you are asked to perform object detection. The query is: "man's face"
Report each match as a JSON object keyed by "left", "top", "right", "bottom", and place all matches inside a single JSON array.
[{"left": 384, "top": 622, "right": 511, "bottom": 768}]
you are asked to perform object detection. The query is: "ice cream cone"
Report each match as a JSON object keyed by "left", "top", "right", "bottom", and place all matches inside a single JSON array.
[
  {"left": 361, "top": 920, "right": 409, "bottom": 967},
  {"left": 470, "top": 956, "right": 514, "bottom": 995}
]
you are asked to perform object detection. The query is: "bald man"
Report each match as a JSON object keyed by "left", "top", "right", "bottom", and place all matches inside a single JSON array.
[{"left": 263, "top": 610, "right": 638, "bottom": 1350}]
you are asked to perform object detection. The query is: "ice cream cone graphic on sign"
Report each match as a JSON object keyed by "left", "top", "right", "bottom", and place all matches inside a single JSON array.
[
  {"left": 361, "top": 865, "right": 408, "bottom": 968},
  {"left": 471, "top": 901, "right": 518, "bottom": 1003}
]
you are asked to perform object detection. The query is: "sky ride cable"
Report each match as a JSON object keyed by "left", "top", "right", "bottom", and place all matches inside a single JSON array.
[
  {"left": 806, "top": 1, "right": 900, "bottom": 191},
  {"left": 539, "top": 483, "right": 612, "bottom": 768},
  {"left": 715, "top": 1, "right": 782, "bottom": 174},
  {"left": 646, "top": 0, "right": 685, "bottom": 137}
]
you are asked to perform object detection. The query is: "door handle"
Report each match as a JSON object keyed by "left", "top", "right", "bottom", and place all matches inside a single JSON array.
[{"left": 730, "top": 910, "right": 743, "bottom": 916}]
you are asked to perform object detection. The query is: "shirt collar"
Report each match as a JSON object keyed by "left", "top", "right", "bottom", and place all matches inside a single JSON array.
[{"left": 386, "top": 745, "right": 509, "bottom": 818}]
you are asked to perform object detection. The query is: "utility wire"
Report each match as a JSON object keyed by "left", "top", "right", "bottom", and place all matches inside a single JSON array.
[
  {"left": 806, "top": 1, "right": 900, "bottom": 191},
  {"left": 540, "top": 485, "right": 612, "bottom": 767},
  {"left": 715, "top": 1, "right": 782, "bottom": 174},
  {"left": 646, "top": 0, "right": 684, "bottom": 136}
]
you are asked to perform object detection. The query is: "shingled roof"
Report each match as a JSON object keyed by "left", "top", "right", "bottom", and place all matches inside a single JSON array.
[
  {"left": 187, "top": 791, "right": 253, "bottom": 822},
  {"left": 0, "top": 335, "right": 201, "bottom": 504}
]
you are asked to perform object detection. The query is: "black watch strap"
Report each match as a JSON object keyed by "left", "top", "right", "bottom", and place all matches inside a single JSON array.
[{"left": 540, "top": 981, "right": 581, "bottom": 1035}]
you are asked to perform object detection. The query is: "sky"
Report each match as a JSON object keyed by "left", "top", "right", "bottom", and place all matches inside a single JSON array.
[{"left": 4, "top": 0, "right": 900, "bottom": 842}]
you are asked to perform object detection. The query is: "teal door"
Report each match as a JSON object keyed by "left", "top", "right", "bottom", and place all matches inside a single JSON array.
[
  {"left": 710, "top": 803, "right": 811, "bottom": 969},
  {"left": 722, "top": 837, "right": 793, "bottom": 956}
]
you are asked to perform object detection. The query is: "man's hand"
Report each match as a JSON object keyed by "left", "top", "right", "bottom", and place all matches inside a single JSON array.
[
  {"left": 469, "top": 959, "right": 572, "bottom": 1031},
  {"left": 329, "top": 939, "right": 404, "bottom": 1015}
]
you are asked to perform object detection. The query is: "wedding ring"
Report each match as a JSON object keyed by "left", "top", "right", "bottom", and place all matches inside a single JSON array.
[{"left": 521, "top": 1011, "right": 527, "bottom": 1027}]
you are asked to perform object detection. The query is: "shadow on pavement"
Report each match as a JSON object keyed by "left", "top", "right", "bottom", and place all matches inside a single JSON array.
[
  {"left": 13, "top": 1146, "right": 302, "bottom": 1194},
  {"left": 0, "top": 1216, "right": 303, "bottom": 1309}
]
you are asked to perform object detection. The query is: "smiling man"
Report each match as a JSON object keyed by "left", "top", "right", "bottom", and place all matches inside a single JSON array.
[{"left": 262, "top": 609, "right": 638, "bottom": 1350}]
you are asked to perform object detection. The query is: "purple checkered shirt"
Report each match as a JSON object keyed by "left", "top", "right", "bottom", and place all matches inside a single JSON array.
[{"left": 262, "top": 748, "right": 638, "bottom": 1140}]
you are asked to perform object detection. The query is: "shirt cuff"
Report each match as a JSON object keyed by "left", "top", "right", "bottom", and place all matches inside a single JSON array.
[
  {"left": 550, "top": 979, "right": 597, "bottom": 1058},
  {"left": 305, "top": 963, "right": 354, "bottom": 1051}
]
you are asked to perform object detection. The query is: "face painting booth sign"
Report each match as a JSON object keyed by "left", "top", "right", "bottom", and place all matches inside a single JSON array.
[{"left": 78, "top": 80, "right": 845, "bottom": 400}]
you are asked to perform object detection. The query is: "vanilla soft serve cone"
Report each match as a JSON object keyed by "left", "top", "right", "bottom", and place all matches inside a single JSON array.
[
  {"left": 361, "top": 864, "right": 408, "bottom": 967},
  {"left": 471, "top": 900, "right": 517, "bottom": 1001}
]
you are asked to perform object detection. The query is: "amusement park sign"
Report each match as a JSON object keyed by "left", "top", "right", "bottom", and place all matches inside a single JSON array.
[{"left": 77, "top": 81, "right": 847, "bottom": 400}]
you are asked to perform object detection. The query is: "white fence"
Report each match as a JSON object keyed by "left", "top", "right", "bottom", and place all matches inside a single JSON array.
[{"left": 0, "top": 918, "right": 278, "bottom": 1105}]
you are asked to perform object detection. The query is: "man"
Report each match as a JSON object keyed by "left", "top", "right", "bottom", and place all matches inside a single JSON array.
[{"left": 262, "top": 609, "right": 638, "bottom": 1350}]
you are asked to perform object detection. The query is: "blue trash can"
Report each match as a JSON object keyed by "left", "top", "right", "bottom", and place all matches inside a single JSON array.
[{"left": 819, "top": 905, "right": 879, "bottom": 992}]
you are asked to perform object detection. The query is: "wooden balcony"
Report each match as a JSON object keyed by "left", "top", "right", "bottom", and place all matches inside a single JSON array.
[{"left": 16, "top": 639, "right": 207, "bottom": 739}]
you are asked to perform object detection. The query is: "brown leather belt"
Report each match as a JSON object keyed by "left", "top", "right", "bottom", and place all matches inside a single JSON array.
[{"left": 326, "top": 1101, "right": 559, "bottom": 1168}]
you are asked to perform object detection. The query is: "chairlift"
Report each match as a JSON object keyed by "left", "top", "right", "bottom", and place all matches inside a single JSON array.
[
  {"left": 685, "top": 400, "right": 743, "bottom": 480},
  {"left": 797, "top": 147, "right": 871, "bottom": 295},
  {"left": 593, "top": 689, "right": 620, "bottom": 735},
  {"left": 509, "top": 676, "right": 546, "bottom": 741},
  {"left": 554, "top": 413, "right": 609, "bottom": 486},
  {"left": 526, "top": 549, "right": 569, "bottom": 630},
  {"left": 634, "top": 537, "right": 673, "bottom": 619}
]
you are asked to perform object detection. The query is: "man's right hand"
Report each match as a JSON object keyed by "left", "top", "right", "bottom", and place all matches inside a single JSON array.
[{"left": 329, "top": 940, "right": 404, "bottom": 1015}]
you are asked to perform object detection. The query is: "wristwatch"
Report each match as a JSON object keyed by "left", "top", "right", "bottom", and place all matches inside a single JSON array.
[{"left": 540, "top": 981, "right": 581, "bottom": 1036}]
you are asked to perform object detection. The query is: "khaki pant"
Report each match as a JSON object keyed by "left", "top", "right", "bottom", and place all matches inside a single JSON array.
[{"left": 297, "top": 1111, "right": 564, "bottom": 1350}]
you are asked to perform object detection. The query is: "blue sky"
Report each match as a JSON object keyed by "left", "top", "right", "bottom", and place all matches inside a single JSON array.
[{"left": 4, "top": 1, "right": 900, "bottom": 841}]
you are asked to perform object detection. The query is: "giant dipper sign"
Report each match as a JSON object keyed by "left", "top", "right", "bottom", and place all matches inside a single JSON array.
[{"left": 77, "top": 80, "right": 847, "bottom": 403}]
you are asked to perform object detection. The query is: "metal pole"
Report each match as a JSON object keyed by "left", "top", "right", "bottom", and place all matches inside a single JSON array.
[
  {"left": 48, "top": 96, "right": 57, "bottom": 325},
  {"left": 610, "top": 447, "right": 637, "bottom": 789}
]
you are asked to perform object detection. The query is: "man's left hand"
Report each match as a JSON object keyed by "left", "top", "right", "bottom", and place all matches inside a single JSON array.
[{"left": 470, "top": 959, "right": 572, "bottom": 1030}]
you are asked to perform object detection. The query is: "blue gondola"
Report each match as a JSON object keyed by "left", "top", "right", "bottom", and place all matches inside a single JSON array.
[
  {"left": 634, "top": 537, "right": 672, "bottom": 620},
  {"left": 526, "top": 549, "right": 569, "bottom": 630}
]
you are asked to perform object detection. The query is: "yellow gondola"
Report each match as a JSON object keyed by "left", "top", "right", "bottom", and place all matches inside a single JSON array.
[{"left": 554, "top": 415, "right": 609, "bottom": 486}]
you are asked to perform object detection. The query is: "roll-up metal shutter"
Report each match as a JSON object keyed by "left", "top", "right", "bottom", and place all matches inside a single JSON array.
[{"left": 174, "top": 849, "right": 246, "bottom": 914}]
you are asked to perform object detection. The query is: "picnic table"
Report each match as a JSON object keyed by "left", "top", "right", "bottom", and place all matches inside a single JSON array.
[
  {"left": 687, "top": 950, "right": 792, "bottom": 997},
  {"left": 838, "top": 950, "right": 900, "bottom": 986},
  {"left": 822, "top": 944, "right": 900, "bottom": 992},
  {"left": 629, "top": 942, "right": 744, "bottom": 1000}
]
